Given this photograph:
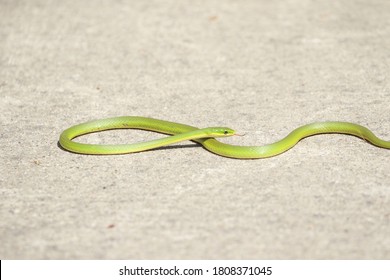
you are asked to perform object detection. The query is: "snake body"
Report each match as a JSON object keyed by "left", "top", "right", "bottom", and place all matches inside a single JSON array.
[{"left": 59, "top": 116, "right": 390, "bottom": 159}]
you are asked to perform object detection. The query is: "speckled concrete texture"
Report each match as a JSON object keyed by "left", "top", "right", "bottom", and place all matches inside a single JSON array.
[{"left": 1, "top": 0, "right": 389, "bottom": 259}]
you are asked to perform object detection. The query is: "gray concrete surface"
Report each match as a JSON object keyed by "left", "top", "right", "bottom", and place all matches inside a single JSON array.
[{"left": 1, "top": 0, "right": 390, "bottom": 259}]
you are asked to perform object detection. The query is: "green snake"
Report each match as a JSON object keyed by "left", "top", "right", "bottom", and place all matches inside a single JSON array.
[{"left": 59, "top": 116, "right": 390, "bottom": 159}]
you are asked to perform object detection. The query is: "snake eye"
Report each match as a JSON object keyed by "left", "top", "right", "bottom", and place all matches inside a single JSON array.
[{"left": 224, "top": 130, "right": 228, "bottom": 135}]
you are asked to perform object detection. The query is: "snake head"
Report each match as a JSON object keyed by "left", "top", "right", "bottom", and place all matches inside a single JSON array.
[{"left": 203, "top": 127, "right": 236, "bottom": 138}]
